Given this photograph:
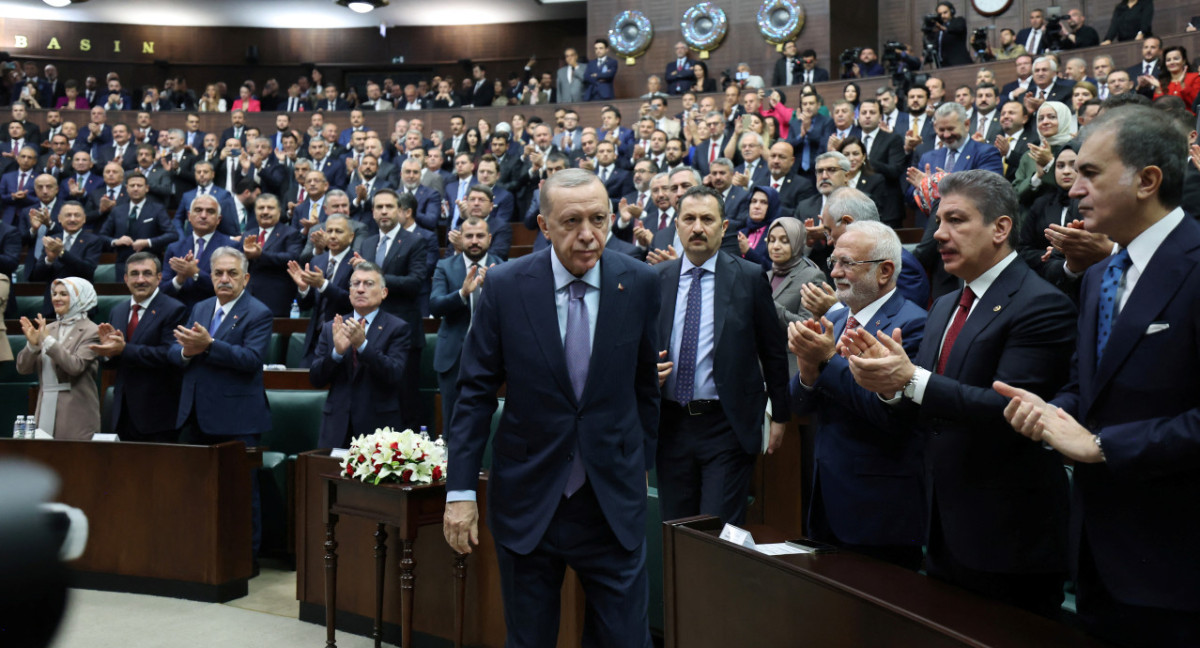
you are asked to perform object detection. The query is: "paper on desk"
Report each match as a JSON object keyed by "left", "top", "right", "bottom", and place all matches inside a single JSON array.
[{"left": 754, "top": 543, "right": 812, "bottom": 555}]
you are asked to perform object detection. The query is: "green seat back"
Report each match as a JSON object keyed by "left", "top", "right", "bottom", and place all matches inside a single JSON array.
[
  {"left": 263, "top": 389, "right": 326, "bottom": 456},
  {"left": 15, "top": 296, "right": 42, "bottom": 319},
  {"left": 264, "top": 332, "right": 287, "bottom": 365},
  {"left": 0, "top": 335, "right": 31, "bottom": 383},
  {"left": 286, "top": 333, "right": 307, "bottom": 368},
  {"left": 420, "top": 332, "right": 438, "bottom": 389},
  {"left": 95, "top": 295, "right": 126, "bottom": 324},
  {"left": 94, "top": 264, "right": 117, "bottom": 283}
]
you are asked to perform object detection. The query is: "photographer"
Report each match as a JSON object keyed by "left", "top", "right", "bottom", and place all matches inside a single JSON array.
[
  {"left": 1058, "top": 9, "right": 1100, "bottom": 49},
  {"left": 931, "top": 2, "right": 973, "bottom": 67},
  {"left": 883, "top": 42, "right": 922, "bottom": 74}
]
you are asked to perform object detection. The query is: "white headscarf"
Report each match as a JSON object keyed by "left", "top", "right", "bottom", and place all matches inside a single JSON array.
[
  {"left": 1038, "top": 101, "right": 1076, "bottom": 146},
  {"left": 51, "top": 277, "right": 97, "bottom": 326}
]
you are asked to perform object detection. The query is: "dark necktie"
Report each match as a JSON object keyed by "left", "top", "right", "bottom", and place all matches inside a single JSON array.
[
  {"left": 1096, "top": 249, "right": 1132, "bottom": 362},
  {"left": 563, "top": 280, "right": 590, "bottom": 497},
  {"left": 945, "top": 148, "right": 958, "bottom": 170},
  {"left": 327, "top": 257, "right": 337, "bottom": 280},
  {"left": 195, "top": 237, "right": 206, "bottom": 261},
  {"left": 674, "top": 267, "right": 705, "bottom": 403},
  {"left": 128, "top": 304, "right": 141, "bottom": 339},
  {"left": 936, "top": 287, "right": 976, "bottom": 375},
  {"left": 129, "top": 204, "right": 139, "bottom": 223},
  {"left": 659, "top": 211, "right": 669, "bottom": 231}
]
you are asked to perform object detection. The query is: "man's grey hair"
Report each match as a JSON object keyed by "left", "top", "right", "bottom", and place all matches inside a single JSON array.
[
  {"left": 252, "top": 136, "right": 271, "bottom": 148},
  {"left": 704, "top": 110, "right": 724, "bottom": 121},
  {"left": 669, "top": 166, "right": 703, "bottom": 186},
  {"left": 651, "top": 171, "right": 671, "bottom": 185},
  {"left": 325, "top": 188, "right": 348, "bottom": 201},
  {"left": 816, "top": 151, "right": 851, "bottom": 173},
  {"left": 543, "top": 168, "right": 606, "bottom": 216},
  {"left": 1092, "top": 54, "right": 1114, "bottom": 69},
  {"left": 190, "top": 192, "right": 222, "bottom": 216},
  {"left": 711, "top": 157, "right": 735, "bottom": 172},
  {"left": 168, "top": 128, "right": 185, "bottom": 138},
  {"left": 844, "top": 221, "right": 902, "bottom": 273},
  {"left": 738, "top": 131, "right": 765, "bottom": 148},
  {"left": 825, "top": 186, "right": 879, "bottom": 223},
  {"left": 934, "top": 101, "right": 968, "bottom": 124},
  {"left": 351, "top": 260, "right": 387, "bottom": 288},
  {"left": 1034, "top": 56, "right": 1059, "bottom": 73},
  {"left": 209, "top": 246, "right": 248, "bottom": 273}
]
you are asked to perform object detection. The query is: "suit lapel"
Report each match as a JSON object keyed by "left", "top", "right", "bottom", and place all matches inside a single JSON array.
[
  {"left": 582, "top": 256, "right": 629, "bottom": 404},
  {"left": 772, "top": 272, "right": 795, "bottom": 300},
  {"left": 713, "top": 253, "right": 734, "bottom": 348},
  {"left": 213, "top": 296, "right": 247, "bottom": 339},
  {"left": 919, "top": 292, "right": 956, "bottom": 370},
  {"left": 942, "top": 261, "right": 1023, "bottom": 377},
  {"left": 1094, "top": 220, "right": 1200, "bottom": 390},
  {"left": 658, "top": 259, "right": 681, "bottom": 349},
  {"left": 520, "top": 251, "right": 576, "bottom": 404}
]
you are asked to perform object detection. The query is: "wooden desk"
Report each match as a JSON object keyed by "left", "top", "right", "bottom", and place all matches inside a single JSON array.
[
  {"left": 322, "top": 473, "right": 467, "bottom": 648},
  {"left": 295, "top": 450, "right": 586, "bottom": 648},
  {"left": 0, "top": 439, "right": 258, "bottom": 602},
  {"left": 663, "top": 517, "right": 1111, "bottom": 648}
]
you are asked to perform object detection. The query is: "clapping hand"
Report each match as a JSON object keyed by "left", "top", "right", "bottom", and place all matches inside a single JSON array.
[
  {"left": 19, "top": 314, "right": 48, "bottom": 347},
  {"left": 840, "top": 327, "right": 913, "bottom": 396},
  {"left": 174, "top": 322, "right": 213, "bottom": 357},
  {"left": 88, "top": 323, "right": 127, "bottom": 357},
  {"left": 799, "top": 281, "right": 837, "bottom": 319},
  {"left": 646, "top": 244, "right": 678, "bottom": 266},
  {"left": 168, "top": 251, "right": 200, "bottom": 280},
  {"left": 994, "top": 381, "right": 1103, "bottom": 463}
]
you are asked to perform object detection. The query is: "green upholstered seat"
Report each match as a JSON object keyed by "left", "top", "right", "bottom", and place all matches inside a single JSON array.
[
  {"left": 258, "top": 389, "right": 327, "bottom": 560},
  {"left": 286, "top": 333, "right": 307, "bottom": 368},
  {"left": 94, "top": 264, "right": 117, "bottom": 283},
  {"left": 95, "top": 295, "right": 126, "bottom": 324},
  {"left": 15, "top": 296, "right": 42, "bottom": 319},
  {"left": 0, "top": 335, "right": 30, "bottom": 383},
  {"left": 264, "top": 332, "right": 287, "bottom": 365}
]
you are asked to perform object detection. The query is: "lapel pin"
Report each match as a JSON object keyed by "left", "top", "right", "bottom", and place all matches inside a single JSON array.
[
  {"left": 232, "top": 314, "right": 239, "bottom": 320},
  {"left": 618, "top": 283, "right": 625, "bottom": 292},
  {"left": 993, "top": 305, "right": 1002, "bottom": 312},
  {"left": 151, "top": 310, "right": 156, "bottom": 315},
  {"left": 874, "top": 320, "right": 881, "bottom": 327}
]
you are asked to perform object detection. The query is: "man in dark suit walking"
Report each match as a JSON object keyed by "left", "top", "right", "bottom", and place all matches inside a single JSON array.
[
  {"left": 309, "top": 262, "right": 410, "bottom": 449},
  {"left": 997, "top": 106, "right": 1200, "bottom": 646},
  {"left": 789, "top": 221, "right": 927, "bottom": 570},
  {"left": 655, "top": 185, "right": 791, "bottom": 526},
  {"left": 429, "top": 217, "right": 500, "bottom": 433},
  {"left": 89, "top": 252, "right": 187, "bottom": 443},
  {"left": 358, "top": 189, "right": 429, "bottom": 431},
  {"left": 838, "top": 170, "right": 1076, "bottom": 618},
  {"left": 444, "top": 169, "right": 661, "bottom": 647},
  {"left": 290, "top": 214, "right": 355, "bottom": 368}
]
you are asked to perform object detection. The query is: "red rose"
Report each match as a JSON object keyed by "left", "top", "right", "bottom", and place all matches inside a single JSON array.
[
  {"left": 345, "top": 465, "right": 354, "bottom": 476},
  {"left": 401, "top": 469, "right": 413, "bottom": 482},
  {"left": 356, "top": 455, "right": 366, "bottom": 463},
  {"left": 432, "top": 466, "right": 442, "bottom": 481},
  {"left": 390, "top": 442, "right": 399, "bottom": 450}
]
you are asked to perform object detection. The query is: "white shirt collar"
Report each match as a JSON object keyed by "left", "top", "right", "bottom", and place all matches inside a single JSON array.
[
  {"left": 132, "top": 288, "right": 160, "bottom": 310},
  {"left": 1120, "top": 207, "right": 1185, "bottom": 276},
  {"left": 965, "top": 250, "right": 1019, "bottom": 300},
  {"left": 329, "top": 247, "right": 351, "bottom": 265},
  {"left": 550, "top": 245, "right": 601, "bottom": 290},
  {"left": 849, "top": 287, "right": 898, "bottom": 324},
  {"left": 680, "top": 250, "right": 719, "bottom": 277},
  {"left": 215, "top": 290, "right": 245, "bottom": 317}
]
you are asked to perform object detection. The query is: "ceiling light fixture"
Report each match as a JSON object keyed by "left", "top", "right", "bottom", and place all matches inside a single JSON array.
[
  {"left": 336, "top": 0, "right": 389, "bottom": 13},
  {"left": 43, "top": 0, "right": 87, "bottom": 7}
]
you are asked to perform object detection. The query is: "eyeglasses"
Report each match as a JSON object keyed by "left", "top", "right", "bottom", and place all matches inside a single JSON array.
[{"left": 826, "top": 256, "right": 886, "bottom": 271}]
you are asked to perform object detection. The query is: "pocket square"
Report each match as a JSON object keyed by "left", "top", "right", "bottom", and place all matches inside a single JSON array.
[
  {"left": 141, "top": 218, "right": 153, "bottom": 223},
  {"left": 1146, "top": 322, "right": 1170, "bottom": 335}
]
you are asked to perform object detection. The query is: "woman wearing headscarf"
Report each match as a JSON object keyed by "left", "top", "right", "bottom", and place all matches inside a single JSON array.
[
  {"left": 15, "top": 277, "right": 101, "bottom": 440},
  {"left": 1013, "top": 100, "right": 1074, "bottom": 206},
  {"left": 764, "top": 216, "right": 829, "bottom": 327},
  {"left": 738, "top": 185, "right": 782, "bottom": 271},
  {"left": 1019, "top": 143, "right": 1084, "bottom": 279}
]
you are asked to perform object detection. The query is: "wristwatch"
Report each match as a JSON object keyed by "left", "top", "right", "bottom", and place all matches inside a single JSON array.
[
  {"left": 1093, "top": 434, "right": 1107, "bottom": 462},
  {"left": 901, "top": 373, "right": 920, "bottom": 400}
]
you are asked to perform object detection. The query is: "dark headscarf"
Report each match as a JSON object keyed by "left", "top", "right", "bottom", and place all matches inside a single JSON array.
[{"left": 743, "top": 185, "right": 782, "bottom": 234}]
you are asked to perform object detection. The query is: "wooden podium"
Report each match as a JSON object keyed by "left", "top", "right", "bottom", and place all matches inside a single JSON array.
[
  {"left": 0, "top": 439, "right": 258, "bottom": 602},
  {"left": 663, "top": 517, "right": 1111, "bottom": 648},
  {"left": 295, "top": 450, "right": 586, "bottom": 648}
]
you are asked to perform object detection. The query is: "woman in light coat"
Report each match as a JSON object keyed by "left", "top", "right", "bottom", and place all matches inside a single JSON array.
[{"left": 16, "top": 277, "right": 100, "bottom": 440}]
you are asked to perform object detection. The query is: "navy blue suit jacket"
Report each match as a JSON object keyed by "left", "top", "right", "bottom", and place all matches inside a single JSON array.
[
  {"left": 656, "top": 252, "right": 792, "bottom": 455},
  {"left": 408, "top": 185, "right": 443, "bottom": 232},
  {"left": 170, "top": 294, "right": 273, "bottom": 436},
  {"left": 790, "top": 290, "right": 927, "bottom": 547},
  {"left": 1051, "top": 215, "right": 1200, "bottom": 610},
  {"left": 159, "top": 232, "right": 235, "bottom": 309},
  {"left": 854, "top": 259, "right": 1075, "bottom": 573},
  {"left": 106, "top": 292, "right": 188, "bottom": 436},
  {"left": 174, "top": 187, "right": 240, "bottom": 237},
  {"left": 905, "top": 138, "right": 1004, "bottom": 205},
  {"left": 297, "top": 251, "right": 354, "bottom": 367},
  {"left": 99, "top": 200, "right": 178, "bottom": 275},
  {"left": 27, "top": 230, "right": 102, "bottom": 314},
  {"left": 309, "top": 310, "right": 411, "bottom": 449},
  {"left": 360, "top": 227, "right": 429, "bottom": 346},
  {"left": 429, "top": 253, "right": 502, "bottom": 374},
  {"left": 665, "top": 59, "right": 696, "bottom": 95},
  {"left": 583, "top": 57, "right": 618, "bottom": 101},
  {"left": 58, "top": 173, "right": 103, "bottom": 203},
  {"left": 0, "top": 170, "right": 38, "bottom": 227},
  {"left": 243, "top": 223, "right": 305, "bottom": 317},
  {"left": 446, "top": 248, "right": 661, "bottom": 553}
]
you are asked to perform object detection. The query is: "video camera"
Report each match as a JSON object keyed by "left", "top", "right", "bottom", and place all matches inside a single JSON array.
[
  {"left": 839, "top": 47, "right": 863, "bottom": 68},
  {"left": 972, "top": 27, "right": 993, "bottom": 61}
]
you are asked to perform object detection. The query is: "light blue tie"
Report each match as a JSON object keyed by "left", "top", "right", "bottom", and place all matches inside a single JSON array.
[
  {"left": 375, "top": 233, "right": 389, "bottom": 265},
  {"left": 209, "top": 306, "right": 224, "bottom": 335},
  {"left": 1096, "top": 249, "right": 1132, "bottom": 362},
  {"left": 563, "top": 280, "right": 590, "bottom": 497}
]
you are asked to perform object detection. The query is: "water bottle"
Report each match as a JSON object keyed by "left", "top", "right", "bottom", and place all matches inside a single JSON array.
[
  {"left": 25, "top": 416, "right": 37, "bottom": 439},
  {"left": 289, "top": 299, "right": 301, "bottom": 319},
  {"left": 13, "top": 416, "right": 23, "bottom": 440},
  {"left": 419, "top": 426, "right": 430, "bottom": 442}
]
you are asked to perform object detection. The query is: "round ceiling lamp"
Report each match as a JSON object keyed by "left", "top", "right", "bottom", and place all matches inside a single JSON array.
[
  {"left": 43, "top": 0, "right": 89, "bottom": 7},
  {"left": 336, "top": 0, "right": 389, "bottom": 13}
]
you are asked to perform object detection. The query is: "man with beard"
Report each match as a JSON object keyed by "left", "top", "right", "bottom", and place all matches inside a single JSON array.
[
  {"left": 788, "top": 219, "right": 926, "bottom": 569},
  {"left": 398, "top": 157, "right": 441, "bottom": 232},
  {"left": 430, "top": 216, "right": 501, "bottom": 432},
  {"left": 100, "top": 173, "right": 176, "bottom": 277},
  {"left": 905, "top": 103, "right": 1003, "bottom": 207},
  {"left": 290, "top": 214, "right": 356, "bottom": 367}
]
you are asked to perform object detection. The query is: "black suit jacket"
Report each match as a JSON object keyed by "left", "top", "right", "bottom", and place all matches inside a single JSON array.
[
  {"left": 469, "top": 79, "right": 495, "bottom": 107},
  {"left": 244, "top": 224, "right": 305, "bottom": 317},
  {"left": 309, "top": 310, "right": 411, "bottom": 449},
  {"left": 360, "top": 228, "right": 429, "bottom": 347},
  {"left": 862, "top": 129, "right": 907, "bottom": 226},
  {"left": 99, "top": 200, "right": 178, "bottom": 275},
  {"left": 296, "top": 251, "right": 354, "bottom": 367},
  {"left": 656, "top": 252, "right": 791, "bottom": 455},
  {"left": 106, "top": 292, "right": 188, "bottom": 436},
  {"left": 27, "top": 230, "right": 103, "bottom": 315},
  {"left": 873, "top": 259, "right": 1075, "bottom": 574},
  {"left": 937, "top": 16, "right": 974, "bottom": 67}
]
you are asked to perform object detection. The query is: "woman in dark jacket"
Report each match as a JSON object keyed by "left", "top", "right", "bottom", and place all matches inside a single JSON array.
[
  {"left": 1102, "top": 0, "right": 1153, "bottom": 44},
  {"left": 738, "top": 185, "right": 782, "bottom": 271},
  {"left": 1019, "top": 144, "right": 1080, "bottom": 279}
]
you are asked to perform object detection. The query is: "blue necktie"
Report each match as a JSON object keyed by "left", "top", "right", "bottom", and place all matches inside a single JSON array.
[
  {"left": 563, "top": 280, "right": 590, "bottom": 497},
  {"left": 375, "top": 233, "right": 389, "bottom": 265},
  {"left": 209, "top": 306, "right": 224, "bottom": 335},
  {"left": 1096, "top": 249, "right": 1131, "bottom": 362},
  {"left": 194, "top": 237, "right": 206, "bottom": 262},
  {"left": 674, "top": 267, "right": 704, "bottom": 404}
]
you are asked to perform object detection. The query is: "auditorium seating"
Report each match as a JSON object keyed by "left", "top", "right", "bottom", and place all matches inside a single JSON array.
[{"left": 259, "top": 389, "right": 327, "bottom": 560}]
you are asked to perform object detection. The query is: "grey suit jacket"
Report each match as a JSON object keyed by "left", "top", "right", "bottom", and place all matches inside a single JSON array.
[
  {"left": 15, "top": 318, "right": 101, "bottom": 440},
  {"left": 771, "top": 257, "right": 829, "bottom": 327},
  {"left": 556, "top": 64, "right": 587, "bottom": 104}
]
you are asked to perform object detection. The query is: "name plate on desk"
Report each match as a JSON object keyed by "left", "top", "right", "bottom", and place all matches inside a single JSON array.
[
  {"left": 330, "top": 448, "right": 349, "bottom": 460},
  {"left": 93, "top": 433, "right": 119, "bottom": 442},
  {"left": 718, "top": 523, "right": 755, "bottom": 549}
]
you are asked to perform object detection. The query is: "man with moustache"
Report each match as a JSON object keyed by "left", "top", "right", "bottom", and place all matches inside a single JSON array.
[
  {"left": 159, "top": 194, "right": 235, "bottom": 309},
  {"left": 28, "top": 200, "right": 102, "bottom": 315},
  {"left": 243, "top": 194, "right": 304, "bottom": 317},
  {"left": 290, "top": 214, "right": 356, "bottom": 368},
  {"left": 89, "top": 252, "right": 187, "bottom": 443},
  {"left": 430, "top": 217, "right": 501, "bottom": 432}
]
